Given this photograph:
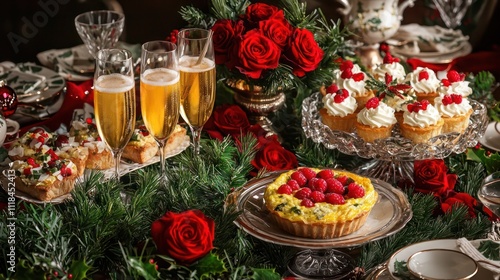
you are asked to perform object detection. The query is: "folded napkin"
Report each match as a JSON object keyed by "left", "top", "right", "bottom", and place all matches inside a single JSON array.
[
  {"left": 457, "top": 237, "right": 500, "bottom": 279},
  {"left": 391, "top": 24, "right": 469, "bottom": 54}
]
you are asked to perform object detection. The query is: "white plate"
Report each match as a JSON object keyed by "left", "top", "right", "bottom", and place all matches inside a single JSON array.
[
  {"left": 387, "top": 239, "right": 495, "bottom": 280},
  {"left": 480, "top": 122, "right": 500, "bottom": 152},
  {"left": 391, "top": 41, "right": 472, "bottom": 64},
  {"left": 0, "top": 136, "right": 190, "bottom": 204},
  {"left": 0, "top": 63, "right": 65, "bottom": 103},
  {"left": 233, "top": 172, "right": 412, "bottom": 249}
]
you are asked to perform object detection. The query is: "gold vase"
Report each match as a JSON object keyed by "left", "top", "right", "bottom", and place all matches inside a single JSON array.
[{"left": 226, "top": 79, "right": 286, "bottom": 133}]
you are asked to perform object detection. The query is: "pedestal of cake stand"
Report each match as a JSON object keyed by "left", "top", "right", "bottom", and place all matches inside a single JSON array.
[
  {"left": 353, "top": 159, "right": 414, "bottom": 186},
  {"left": 287, "top": 249, "right": 357, "bottom": 279}
]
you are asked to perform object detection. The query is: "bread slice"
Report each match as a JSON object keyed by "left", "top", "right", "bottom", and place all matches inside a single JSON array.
[
  {"left": 11, "top": 159, "right": 79, "bottom": 201},
  {"left": 82, "top": 142, "right": 115, "bottom": 170},
  {"left": 122, "top": 127, "right": 159, "bottom": 164},
  {"left": 162, "top": 125, "right": 188, "bottom": 155}
]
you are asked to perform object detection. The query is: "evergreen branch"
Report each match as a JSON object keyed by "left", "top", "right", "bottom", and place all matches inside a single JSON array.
[
  {"left": 280, "top": 0, "right": 318, "bottom": 30},
  {"left": 211, "top": 0, "right": 250, "bottom": 20},
  {"left": 179, "top": 6, "right": 214, "bottom": 29}
]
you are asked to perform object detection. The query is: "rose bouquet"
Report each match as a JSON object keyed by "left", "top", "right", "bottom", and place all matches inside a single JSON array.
[{"left": 179, "top": 0, "right": 350, "bottom": 94}]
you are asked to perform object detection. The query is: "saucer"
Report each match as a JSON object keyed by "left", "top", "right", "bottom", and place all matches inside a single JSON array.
[
  {"left": 479, "top": 122, "right": 500, "bottom": 151},
  {"left": 407, "top": 249, "right": 478, "bottom": 279}
]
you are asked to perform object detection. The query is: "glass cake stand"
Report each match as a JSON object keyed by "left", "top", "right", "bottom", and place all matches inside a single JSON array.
[
  {"left": 302, "top": 92, "right": 490, "bottom": 184},
  {"left": 233, "top": 171, "right": 412, "bottom": 279}
]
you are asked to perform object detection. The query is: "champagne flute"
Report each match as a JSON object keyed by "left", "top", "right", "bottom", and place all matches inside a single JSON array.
[
  {"left": 177, "top": 28, "right": 216, "bottom": 155},
  {"left": 140, "top": 41, "right": 180, "bottom": 181},
  {"left": 94, "top": 48, "right": 136, "bottom": 181}
]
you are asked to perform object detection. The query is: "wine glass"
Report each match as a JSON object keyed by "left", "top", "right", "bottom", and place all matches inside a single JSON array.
[
  {"left": 432, "top": 0, "right": 473, "bottom": 29},
  {"left": 75, "top": 10, "right": 125, "bottom": 59},
  {"left": 478, "top": 171, "right": 500, "bottom": 217},
  {"left": 177, "top": 28, "right": 216, "bottom": 155},
  {"left": 140, "top": 41, "right": 180, "bottom": 181},
  {"left": 94, "top": 48, "right": 136, "bottom": 181}
]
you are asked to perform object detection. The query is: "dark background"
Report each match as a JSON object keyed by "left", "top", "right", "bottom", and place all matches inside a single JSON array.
[{"left": 0, "top": 0, "right": 499, "bottom": 64}]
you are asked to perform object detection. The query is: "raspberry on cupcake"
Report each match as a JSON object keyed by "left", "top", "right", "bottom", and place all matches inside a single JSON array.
[
  {"left": 333, "top": 60, "right": 375, "bottom": 108},
  {"left": 438, "top": 70, "right": 472, "bottom": 98},
  {"left": 434, "top": 93, "right": 473, "bottom": 134},
  {"left": 405, "top": 67, "right": 441, "bottom": 105},
  {"left": 319, "top": 87, "right": 358, "bottom": 132},
  {"left": 400, "top": 99, "right": 444, "bottom": 143},
  {"left": 372, "top": 52, "right": 407, "bottom": 84},
  {"left": 355, "top": 97, "right": 397, "bottom": 142}
]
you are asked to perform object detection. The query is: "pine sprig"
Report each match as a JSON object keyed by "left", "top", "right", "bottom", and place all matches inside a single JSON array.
[
  {"left": 211, "top": 0, "right": 249, "bottom": 20},
  {"left": 179, "top": 6, "right": 215, "bottom": 29}
]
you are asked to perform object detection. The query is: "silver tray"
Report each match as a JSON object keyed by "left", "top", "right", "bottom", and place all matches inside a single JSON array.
[{"left": 233, "top": 171, "right": 412, "bottom": 249}]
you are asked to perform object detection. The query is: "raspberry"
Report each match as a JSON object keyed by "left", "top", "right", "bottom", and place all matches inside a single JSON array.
[
  {"left": 365, "top": 97, "right": 380, "bottom": 109},
  {"left": 420, "top": 99, "right": 430, "bottom": 110},
  {"left": 339, "top": 89, "right": 349, "bottom": 98},
  {"left": 309, "top": 178, "right": 327, "bottom": 192},
  {"left": 325, "top": 178, "right": 345, "bottom": 194},
  {"left": 352, "top": 72, "right": 365, "bottom": 82},
  {"left": 301, "top": 198, "right": 315, "bottom": 207},
  {"left": 287, "top": 179, "right": 301, "bottom": 191},
  {"left": 341, "top": 68, "right": 353, "bottom": 79},
  {"left": 277, "top": 184, "right": 293, "bottom": 195},
  {"left": 336, "top": 175, "right": 351, "bottom": 186},
  {"left": 291, "top": 171, "right": 307, "bottom": 187},
  {"left": 383, "top": 53, "right": 393, "bottom": 64},
  {"left": 317, "top": 169, "right": 334, "bottom": 180},
  {"left": 347, "top": 183, "right": 365, "bottom": 198},
  {"left": 441, "top": 79, "right": 451, "bottom": 87},
  {"left": 325, "top": 193, "right": 346, "bottom": 205},
  {"left": 442, "top": 95, "right": 453, "bottom": 105},
  {"left": 294, "top": 188, "right": 312, "bottom": 199},
  {"left": 385, "top": 73, "right": 393, "bottom": 85},
  {"left": 300, "top": 168, "right": 317, "bottom": 180},
  {"left": 447, "top": 70, "right": 461, "bottom": 83},
  {"left": 418, "top": 70, "right": 429, "bottom": 81},
  {"left": 310, "top": 191, "right": 326, "bottom": 203},
  {"left": 334, "top": 93, "right": 346, "bottom": 103},
  {"left": 340, "top": 60, "right": 354, "bottom": 71},
  {"left": 326, "top": 84, "right": 339, "bottom": 94},
  {"left": 451, "top": 94, "right": 462, "bottom": 104}
]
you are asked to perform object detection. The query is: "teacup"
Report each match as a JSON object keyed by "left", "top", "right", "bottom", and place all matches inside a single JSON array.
[
  {"left": 0, "top": 115, "right": 20, "bottom": 147},
  {"left": 407, "top": 249, "right": 478, "bottom": 280}
]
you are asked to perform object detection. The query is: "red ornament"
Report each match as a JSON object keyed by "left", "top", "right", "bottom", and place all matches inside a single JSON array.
[{"left": 0, "top": 81, "right": 18, "bottom": 118}]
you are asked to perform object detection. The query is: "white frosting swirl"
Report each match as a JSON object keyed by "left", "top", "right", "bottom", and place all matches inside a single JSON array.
[
  {"left": 438, "top": 81, "right": 472, "bottom": 97},
  {"left": 322, "top": 93, "right": 357, "bottom": 117},
  {"left": 405, "top": 67, "right": 440, "bottom": 94},
  {"left": 357, "top": 102, "right": 397, "bottom": 128},
  {"left": 403, "top": 103, "right": 441, "bottom": 128},
  {"left": 384, "top": 94, "right": 415, "bottom": 112},
  {"left": 434, "top": 96, "right": 473, "bottom": 117},
  {"left": 373, "top": 62, "right": 407, "bottom": 83},
  {"left": 333, "top": 64, "right": 368, "bottom": 97}
]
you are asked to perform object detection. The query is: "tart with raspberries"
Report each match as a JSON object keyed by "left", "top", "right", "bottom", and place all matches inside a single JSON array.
[{"left": 264, "top": 167, "right": 378, "bottom": 239}]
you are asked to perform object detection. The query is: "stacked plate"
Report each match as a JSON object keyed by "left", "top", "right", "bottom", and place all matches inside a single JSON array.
[{"left": 388, "top": 24, "right": 472, "bottom": 63}]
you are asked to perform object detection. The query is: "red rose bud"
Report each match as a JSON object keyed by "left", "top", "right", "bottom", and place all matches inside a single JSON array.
[
  {"left": 326, "top": 84, "right": 339, "bottom": 94},
  {"left": 365, "top": 97, "right": 379, "bottom": 109},
  {"left": 418, "top": 70, "right": 429, "bottom": 81}
]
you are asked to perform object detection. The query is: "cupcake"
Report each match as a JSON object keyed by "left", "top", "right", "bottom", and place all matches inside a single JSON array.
[
  {"left": 400, "top": 99, "right": 444, "bottom": 143},
  {"left": 372, "top": 53, "right": 407, "bottom": 84},
  {"left": 356, "top": 97, "right": 397, "bottom": 142},
  {"left": 434, "top": 93, "right": 473, "bottom": 134},
  {"left": 334, "top": 60, "right": 374, "bottom": 109},
  {"left": 319, "top": 88, "right": 358, "bottom": 132},
  {"left": 438, "top": 70, "right": 472, "bottom": 98},
  {"left": 405, "top": 67, "right": 441, "bottom": 105}
]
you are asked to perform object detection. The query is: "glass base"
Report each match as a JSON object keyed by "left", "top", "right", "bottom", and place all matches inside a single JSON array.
[
  {"left": 287, "top": 249, "right": 356, "bottom": 279},
  {"left": 353, "top": 159, "right": 414, "bottom": 185}
]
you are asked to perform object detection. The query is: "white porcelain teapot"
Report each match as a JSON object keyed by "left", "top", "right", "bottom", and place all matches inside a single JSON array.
[
  {"left": 337, "top": 0, "right": 415, "bottom": 45},
  {"left": 0, "top": 114, "right": 19, "bottom": 147}
]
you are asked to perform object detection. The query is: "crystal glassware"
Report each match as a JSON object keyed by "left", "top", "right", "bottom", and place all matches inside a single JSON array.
[
  {"left": 478, "top": 171, "right": 500, "bottom": 217},
  {"left": 301, "top": 92, "right": 489, "bottom": 184},
  {"left": 140, "top": 41, "right": 180, "bottom": 182},
  {"left": 432, "top": 0, "right": 473, "bottom": 29},
  {"left": 177, "top": 28, "right": 216, "bottom": 155},
  {"left": 75, "top": 10, "right": 125, "bottom": 59},
  {"left": 94, "top": 48, "right": 136, "bottom": 181}
]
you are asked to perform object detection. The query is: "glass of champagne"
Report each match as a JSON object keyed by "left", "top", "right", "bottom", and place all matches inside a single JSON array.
[
  {"left": 94, "top": 48, "right": 136, "bottom": 181},
  {"left": 140, "top": 41, "right": 180, "bottom": 181},
  {"left": 177, "top": 28, "right": 216, "bottom": 155}
]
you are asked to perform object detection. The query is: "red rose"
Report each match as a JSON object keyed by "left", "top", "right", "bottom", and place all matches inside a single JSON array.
[
  {"left": 440, "top": 192, "right": 478, "bottom": 218},
  {"left": 151, "top": 210, "right": 215, "bottom": 265},
  {"left": 235, "top": 29, "right": 281, "bottom": 79},
  {"left": 251, "top": 139, "right": 298, "bottom": 174},
  {"left": 283, "top": 28, "right": 324, "bottom": 77},
  {"left": 259, "top": 18, "right": 292, "bottom": 48},
  {"left": 213, "top": 104, "right": 251, "bottom": 137},
  {"left": 413, "top": 159, "right": 457, "bottom": 195},
  {"left": 212, "top": 19, "right": 244, "bottom": 65},
  {"left": 244, "top": 3, "right": 284, "bottom": 28}
]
